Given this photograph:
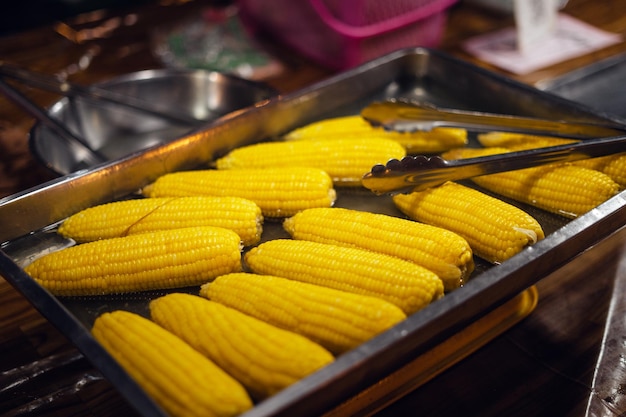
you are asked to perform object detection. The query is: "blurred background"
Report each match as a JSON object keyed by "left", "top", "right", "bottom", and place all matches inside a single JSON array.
[{"left": 0, "top": 0, "right": 158, "bottom": 35}]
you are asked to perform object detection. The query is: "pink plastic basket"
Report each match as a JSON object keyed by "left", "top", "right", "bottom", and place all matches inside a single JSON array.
[{"left": 238, "top": 0, "right": 458, "bottom": 70}]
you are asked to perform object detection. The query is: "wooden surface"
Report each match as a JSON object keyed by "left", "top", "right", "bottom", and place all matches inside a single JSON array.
[{"left": 1, "top": 0, "right": 626, "bottom": 416}]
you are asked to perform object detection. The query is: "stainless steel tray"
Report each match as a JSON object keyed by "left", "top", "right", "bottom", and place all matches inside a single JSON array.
[
  {"left": 539, "top": 52, "right": 626, "bottom": 121},
  {"left": 1, "top": 48, "right": 625, "bottom": 417}
]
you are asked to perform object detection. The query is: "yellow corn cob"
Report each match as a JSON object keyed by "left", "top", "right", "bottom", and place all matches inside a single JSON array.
[
  {"left": 215, "top": 137, "right": 406, "bottom": 185},
  {"left": 283, "top": 115, "right": 467, "bottom": 154},
  {"left": 92, "top": 310, "right": 253, "bottom": 417},
  {"left": 589, "top": 153, "right": 626, "bottom": 189},
  {"left": 143, "top": 167, "right": 336, "bottom": 218},
  {"left": 57, "top": 196, "right": 263, "bottom": 246},
  {"left": 476, "top": 132, "right": 576, "bottom": 148},
  {"left": 283, "top": 207, "right": 474, "bottom": 291},
  {"left": 200, "top": 272, "right": 407, "bottom": 354},
  {"left": 24, "top": 226, "right": 242, "bottom": 296},
  {"left": 150, "top": 293, "right": 334, "bottom": 399},
  {"left": 283, "top": 115, "right": 373, "bottom": 140},
  {"left": 477, "top": 132, "right": 626, "bottom": 189},
  {"left": 392, "top": 182, "right": 544, "bottom": 264},
  {"left": 444, "top": 147, "right": 620, "bottom": 218},
  {"left": 244, "top": 239, "right": 443, "bottom": 314}
]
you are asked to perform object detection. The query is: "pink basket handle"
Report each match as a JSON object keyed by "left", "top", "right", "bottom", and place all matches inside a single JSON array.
[{"left": 308, "top": 0, "right": 458, "bottom": 39}]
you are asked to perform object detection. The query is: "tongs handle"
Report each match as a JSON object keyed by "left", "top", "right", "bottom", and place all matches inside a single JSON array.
[
  {"left": 0, "top": 78, "right": 106, "bottom": 165},
  {"left": 0, "top": 62, "right": 202, "bottom": 126},
  {"left": 361, "top": 101, "right": 626, "bottom": 138},
  {"left": 361, "top": 135, "right": 626, "bottom": 194}
]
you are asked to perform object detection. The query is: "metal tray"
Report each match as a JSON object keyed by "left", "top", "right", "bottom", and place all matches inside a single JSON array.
[
  {"left": 539, "top": 52, "right": 626, "bottom": 121},
  {"left": 1, "top": 48, "right": 625, "bottom": 417}
]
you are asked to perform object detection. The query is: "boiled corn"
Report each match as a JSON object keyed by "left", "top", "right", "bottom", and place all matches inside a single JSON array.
[
  {"left": 244, "top": 239, "right": 443, "bottom": 314},
  {"left": 393, "top": 182, "right": 544, "bottom": 264},
  {"left": 143, "top": 167, "right": 336, "bottom": 218},
  {"left": 24, "top": 226, "right": 242, "bottom": 296},
  {"left": 200, "top": 272, "right": 407, "bottom": 354},
  {"left": 477, "top": 132, "right": 626, "bottom": 189},
  {"left": 283, "top": 115, "right": 375, "bottom": 140},
  {"left": 150, "top": 292, "right": 334, "bottom": 399},
  {"left": 444, "top": 147, "right": 620, "bottom": 218},
  {"left": 283, "top": 207, "right": 474, "bottom": 291},
  {"left": 92, "top": 310, "right": 253, "bottom": 417},
  {"left": 215, "top": 137, "right": 406, "bottom": 185},
  {"left": 57, "top": 196, "right": 263, "bottom": 246},
  {"left": 283, "top": 115, "right": 467, "bottom": 153},
  {"left": 588, "top": 154, "right": 626, "bottom": 189},
  {"left": 476, "top": 132, "right": 575, "bottom": 148}
]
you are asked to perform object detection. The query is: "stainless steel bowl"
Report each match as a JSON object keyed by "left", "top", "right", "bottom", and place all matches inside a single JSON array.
[{"left": 29, "top": 68, "right": 277, "bottom": 175}]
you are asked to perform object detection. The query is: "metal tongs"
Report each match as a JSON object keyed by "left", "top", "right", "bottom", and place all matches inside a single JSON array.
[
  {"left": 0, "top": 62, "right": 203, "bottom": 125},
  {"left": 361, "top": 101, "right": 626, "bottom": 194},
  {"left": 0, "top": 62, "right": 205, "bottom": 165}
]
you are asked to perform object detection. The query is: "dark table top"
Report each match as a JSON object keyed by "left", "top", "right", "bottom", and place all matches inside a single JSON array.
[{"left": 1, "top": 0, "right": 626, "bottom": 416}]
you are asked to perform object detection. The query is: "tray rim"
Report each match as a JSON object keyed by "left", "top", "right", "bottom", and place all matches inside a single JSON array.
[
  {"left": 1, "top": 47, "right": 626, "bottom": 417},
  {"left": 323, "top": 286, "right": 539, "bottom": 417}
]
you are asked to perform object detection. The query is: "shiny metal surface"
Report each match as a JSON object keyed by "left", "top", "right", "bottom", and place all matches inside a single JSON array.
[
  {"left": 28, "top": 68, "right": 277, "bottom": 175},
  {"left": 1, "top": 48, "right": 625, "bottom": 417},
  {"left": 361, "top": 100, "right": 626, "bottom": 137},
  {"left": 585, "top": 246, "right": 626, "bottom": 417},
  {"left": 0, "top": 77, "right": 106, "bottom": 165},
  {"left": 539, "top": 52, "right": 626, "bottom": 417},
  {"left": 0, "top": 62, "right": 204, "bottom": 125},
  {"left": 362, "top": 135, "right": 626, "bottom": 194},
  {"left": 540, "top": 52, "right": 626, "bottom": 121}
]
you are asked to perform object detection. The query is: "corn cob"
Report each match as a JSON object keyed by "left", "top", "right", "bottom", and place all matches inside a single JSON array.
[
  {"left": 92, "top": 310, "right": 253, "bottom": 417},
  {"left": 283, "top": 115, "right": 374, "bottom": 140},
  {"left": 283, "top": 207, "right": 474, "bottom": 291},
  {"left": 150, "top": 292, "right": 334, "bottom": 399},
  {"left": 283, "top": 115, "right": 467, "bottom": 154},
  {"left": 143, "top": 167, "right": 336, "bottom": 218},
  {"left": 476, "top": 131, "right": 575, "bottom": 148},
  {"left": 24, "top": 226, "right": 242, "bottom": 296},
  {"left": 392, "top": 182, "right": 544, "bottom": 264},
  {"left": 244, "top": 239, "right": 443, "bottom": 314},
  {"left": 200, "top": 272, "right": 407, "bottom": 354},
  {"left": 588, "top": 154, "right": 626, "bottom": 189},
  {"left": 215, "top": 137, "right": 406, "bottom": 185},
  {"left": 57, "top": 196, "right": 263, "bottom": 246},
  {"left": 443, "top": 147, "right": 620, "bottom": 218},
  {"left": 477, "top": 132, "right": 626, "bottom": 189}
]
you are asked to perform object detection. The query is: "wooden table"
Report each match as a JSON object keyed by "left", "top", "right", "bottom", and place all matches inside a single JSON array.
[{"left": 1, "top": 0, "right": 625, "bottom": 416}]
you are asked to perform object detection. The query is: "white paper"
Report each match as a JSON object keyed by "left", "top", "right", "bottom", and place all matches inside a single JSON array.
[{"left": 462, "top": 14, "right": 622, "bottom": 75}]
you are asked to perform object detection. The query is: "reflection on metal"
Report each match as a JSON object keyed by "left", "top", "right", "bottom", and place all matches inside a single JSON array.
[
  {"left": 541, "top": 52, "right": 626, "bottom": 121},
  {"left": 585, "top": 231, "right": 626, "bottom": 417}
]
